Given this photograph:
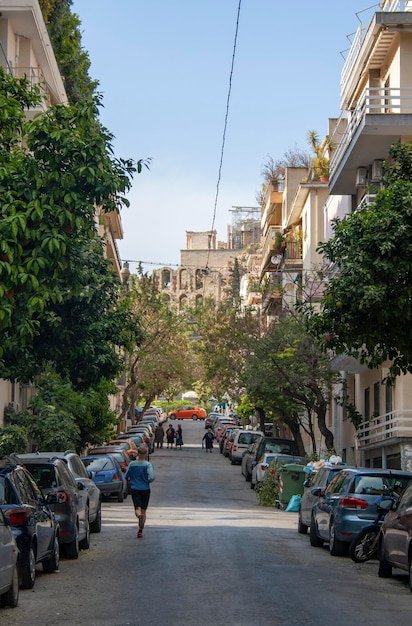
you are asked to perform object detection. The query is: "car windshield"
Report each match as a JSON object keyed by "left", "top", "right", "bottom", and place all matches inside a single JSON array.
[{"left": 352, "top": 475, "right": 411, "bottom": 497}]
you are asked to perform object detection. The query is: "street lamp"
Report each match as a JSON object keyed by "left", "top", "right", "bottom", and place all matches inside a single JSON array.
[{"left": 121, "top": 261, "right": 130, "bottom": 285}]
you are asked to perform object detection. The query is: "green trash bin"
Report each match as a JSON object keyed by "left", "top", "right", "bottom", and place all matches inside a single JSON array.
[{"left": 277, "top": 463, "right": 307, "bottom": 508}]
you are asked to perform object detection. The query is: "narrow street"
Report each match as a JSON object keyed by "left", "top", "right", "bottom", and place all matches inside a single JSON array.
[{"left": 5, "top": 420, "right": 412, "bottom": 626}]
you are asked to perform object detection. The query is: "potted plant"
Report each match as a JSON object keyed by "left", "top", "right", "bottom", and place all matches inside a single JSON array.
[
  {"left": 307, "top": 130, "right": 331, "bottom": 182},
  {"left": 272, "top": 231, "right": 287, "bottom": 253}
]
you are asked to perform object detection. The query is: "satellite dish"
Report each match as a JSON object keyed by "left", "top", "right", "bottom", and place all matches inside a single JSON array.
[{"left": 271, "top": 254, "right": 282, "bottom": 264}]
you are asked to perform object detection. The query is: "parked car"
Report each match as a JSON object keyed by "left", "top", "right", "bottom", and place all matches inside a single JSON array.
[
  {"left": 18, "top": 453, "right": 90, "bottom": 559},
  {"left": 81, "top": 455, "right": 126, "bottom": 502},
  {"left": 0, "top": 455, "right": 60, "bottom": 589},
  {"left": 223, "top": 428, "right": 239, "bottom": 458},
  {"left": 219, "top": 426, "right": 238, "bottom": 454},
  {"left": 251, "top": 453, "right": 307, "bottom": 489},
  {"left": 168, "top": 406, "right": 207, "bottom": 420},
  {"left": 107, "top": 439, "right": 139, "bottom": 459},
  {"left": 25, "top": 451, "right": 102, "bottom": 534},
  {"left": 88, "top": 446, "right": 131, "bottom": 475},
  {"left": 241, "top": 438, "right": 264, "bottom": 482},
  {"left": 254, "top": 437, "right": 300, "bottom": 462},
  {"left": 127, "top": 426, "right": 154, "bottom": 453},
  {"left": 230, "top": 430, "right": 264, "bottom": 465},
  {"left": 298, "top": 463, "right": 347, "bottom": 534},
  {"left": 117, "top": 432, "right": 145, "bottom": 449},
  {"left": 309, "top": 467, "right": 412, "bottom": 556},
  {"left": 378, "top": 480, "right": 412, "bottom": 588},
  {"left": 0, "top": 507, "right": 19, "bottom": 607}
]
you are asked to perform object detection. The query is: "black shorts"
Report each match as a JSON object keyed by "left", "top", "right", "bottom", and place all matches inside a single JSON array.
[{"left": 131, "top": 489, "right": 151, "bottom": 510}]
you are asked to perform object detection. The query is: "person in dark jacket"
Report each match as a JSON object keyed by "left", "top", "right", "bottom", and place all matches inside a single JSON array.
[
  {"left": 175, "top": 424, "right": 183, "bottom": 450},
  {"left": 154, "top": 423, "right": 165, "bottom": 449},
  {"left": 202, "top": 427, "right": 215, "bottom": 452},
  {"left": 166, "top": 424, "right": 175, "bottom": 449}
]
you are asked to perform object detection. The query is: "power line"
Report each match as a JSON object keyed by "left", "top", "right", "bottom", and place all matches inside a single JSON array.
[{"left": 206, "top": 0, "right": 242, "bottom": 270}]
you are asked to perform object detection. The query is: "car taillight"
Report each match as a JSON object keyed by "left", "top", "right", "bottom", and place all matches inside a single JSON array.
[
  {"left": 339, "top": 496, "right": 368, "bottom": 509},
  {"left": 260, "top": 464, "right": 268, "bottom": 470},
  {"left": 57, "top": 490, "right": 71, "bottom": 504},
  {"left": 8, "top": 509, "right": 28, "bottom": 526},
  {"left": 113, "top": 473, "right": 119, "bottom": 480},
  {"left": 232, "top": 445, "right": 237, "bottom": 451}
]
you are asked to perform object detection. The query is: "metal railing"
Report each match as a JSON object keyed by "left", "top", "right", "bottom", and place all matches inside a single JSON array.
[
  {"left": 331, "top": 87, "right": 412, "bottom": 177},
  {"left": 357, "top": 409, "right": 412, "bottom": 446},
  {"left": 2, "top": 65, "right": 51, "bottom": 108}
]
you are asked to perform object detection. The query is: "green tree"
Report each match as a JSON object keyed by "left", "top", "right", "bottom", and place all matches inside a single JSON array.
[
  {"left": 0, "top": 70, "right": 141, "bottom": 385},
  {"left": 244, "top": 315, "right": 337, "bottom": 453},
  {"left": 310, "top": 143, "right": 412, "bottom": 378},
  {"left": 0, "top": 425, "right": 28, "bottom": 455},
  {"left": 120, "top": 269, "right": 192, "bottom": 423},
  {"left": 39, "top": 0, "right": 98, "bottom": 103}
]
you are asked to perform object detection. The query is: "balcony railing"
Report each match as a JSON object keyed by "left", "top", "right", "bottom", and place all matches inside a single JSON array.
[
  {"left": 261, "top": 226, "right": 283, "bottom": 266},
  {"left": 357, "top": 409, "right": 412, "bottom": 446},
  {"left": 330, "top": 87, "right": 412, "bottom": 177},
  {"left": 3, "top": 65, "right": 51, "bottom": 109},
  {"left": 341, "top": 2, "right": 412, "bottom": 90}
]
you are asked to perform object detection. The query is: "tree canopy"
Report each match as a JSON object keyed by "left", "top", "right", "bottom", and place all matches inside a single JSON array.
[
  {"left": 0, "top": 69, "right": 140, "bottom": 388},
  {"left": 310, "top": 143, "right": 412, "bottom": 378}
]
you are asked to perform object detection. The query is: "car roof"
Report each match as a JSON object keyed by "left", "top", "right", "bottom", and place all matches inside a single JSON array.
[{"left": 332, "top": 467, "right": 412, "bottom": 476}]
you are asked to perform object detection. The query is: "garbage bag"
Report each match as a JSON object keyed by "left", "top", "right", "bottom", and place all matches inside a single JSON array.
[{"left": 285, "top": 494, "right": 301, "bottom": 512}]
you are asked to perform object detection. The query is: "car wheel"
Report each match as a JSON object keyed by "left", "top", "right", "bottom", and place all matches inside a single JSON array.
[
  {"left": 245, "top": 469, "right": 252, "bottom": 482},
  {"left": 192, "top": 415, "right": 198, "bottom": 420},
  {"left": 79, "top": 510, "right": 90, "bottom": 550},
  {"left": 117, "top": 488, "right": 124, "bottom": 503},
  {"left": 309, "top": 516, "right": 324, "bottom": 548},
  {"left": 408, "top": 557, "right": 412, "bottom": 592},
  {"left": 378, "top": 539, "right": 392, "bottom": 578},
  {"left": 0, "top": 562, "right": 19, "bottom": 607},
  {"left": 329, "top": 520, "right": 346, "bottom": 556},
  {"left": 170, "top": 414, "right": 176, "bottom": 420},
  {"left": 20, "top": 545, "right": 36, "bottom": 589},
  {"left": 64, "top": 525, "right": 79, "bottom": 560},
  {"left": 43, "top": 535, "right": 60, "bottom": 573},
  {"left": 90, "top": 502, "right": 102, "bottom": 533},
  {"left": 250, "top": 481, "right": 255, "bottom": 490},
  {"left": 297, "top": 511, "right": 308, "bottom": 535}
]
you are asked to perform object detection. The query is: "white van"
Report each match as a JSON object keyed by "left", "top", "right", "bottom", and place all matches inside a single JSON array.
[{"left": 230, "top": 430, "right": 264, "bottom": 465}]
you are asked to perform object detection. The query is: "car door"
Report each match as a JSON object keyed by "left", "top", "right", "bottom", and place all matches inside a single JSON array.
[
  {"left": 0, "top": 508, "right": 16, "bottom": 594},
  {"left": 316, "top": 471, "right": 349, "bottom": 540},
  {"left": 384, "top": 483, "right": 412, "bottom": 569},
  {"left": 69, "top": 456, "right": 100, "bottom": 521},
  {"left": 15, "top": 469, "right": 54, "bottom": 560}
]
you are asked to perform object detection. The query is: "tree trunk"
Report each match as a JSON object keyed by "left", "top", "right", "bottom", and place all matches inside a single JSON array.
[
  {"left": 315, "top": 400, "right": 334, "bottom": 451},
  {"left": 282, "top": 412, "right": 306, "bottom": 457},
  {"left": 255, "top": 406, "right": 266, "bottom": 432}
]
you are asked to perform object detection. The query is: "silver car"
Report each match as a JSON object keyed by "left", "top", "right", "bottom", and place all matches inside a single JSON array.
[{"left": 0, "top": 508, "right": 19, "bottom": 607}]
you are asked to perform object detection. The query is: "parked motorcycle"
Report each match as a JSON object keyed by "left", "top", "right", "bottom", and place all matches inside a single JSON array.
[{"left": 349, "top": 497, "right": 395, "bottom": 563}]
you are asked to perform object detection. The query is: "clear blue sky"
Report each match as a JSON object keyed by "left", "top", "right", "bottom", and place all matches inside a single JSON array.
[{"left": 71, "top": 0, "right": 373, "bottom": 273}]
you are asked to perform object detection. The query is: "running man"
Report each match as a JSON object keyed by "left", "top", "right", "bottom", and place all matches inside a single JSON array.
[{"left": 125, "top": 444, "right": 155, "bottom": 538}]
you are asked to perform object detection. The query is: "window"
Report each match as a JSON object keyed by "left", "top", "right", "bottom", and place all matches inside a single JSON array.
[{"left": 373, "top": 382, "right": 380, "bottom": 417}]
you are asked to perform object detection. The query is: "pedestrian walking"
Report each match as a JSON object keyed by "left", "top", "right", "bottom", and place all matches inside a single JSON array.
[
  {"left": 154, "top": 423, "right": 165, "bottom": 449},
  {"left": 202, "top": 427, "right": 215, "bottom": 453},
  {"left": 124, "top": 444, "right": 155, "bottom": 538},
  {"left": 175, "top": 424, "right": 183, "bottom": 450},
  {"left": 166, "top": 424, "right": 175, "bottom": 449}
]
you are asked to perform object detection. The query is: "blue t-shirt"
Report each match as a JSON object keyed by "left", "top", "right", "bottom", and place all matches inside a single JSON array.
[{"left": 125, "top": 460, "right": 155, "bottom": 490}]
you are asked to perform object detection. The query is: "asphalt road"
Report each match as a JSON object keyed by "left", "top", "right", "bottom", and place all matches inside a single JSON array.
[{"left": 4, "top": 420, "right": 412, "bottom": 626}]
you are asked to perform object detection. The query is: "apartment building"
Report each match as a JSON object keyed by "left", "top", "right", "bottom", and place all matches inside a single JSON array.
[
  {"left": 246, "top": 1, "right": 412, "bottom": 469},
  {"left": 327, "top": 0, "right": 412, "bottom": 471}
]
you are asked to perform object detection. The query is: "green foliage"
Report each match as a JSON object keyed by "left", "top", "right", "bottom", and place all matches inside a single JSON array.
[
  {"left": 310, "top": 142, "right": 412, "bottom": 378},
  {"left": 0, "top": 72, "right": 141, "bottom": 385},
  {"left": 8, "top": 369, "right": 117, "bottom": 452},
  {"left": 256, "top": 462, "right": 281, "bottom": 507},
  {"left": 39, "top": 0, "right": 98, "bottom": 103},
  {"left": 0, "top": 425, "right": 28, "bottom": 455}
]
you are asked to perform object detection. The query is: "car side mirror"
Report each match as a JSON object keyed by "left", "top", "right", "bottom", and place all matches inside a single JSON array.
[
  {"left": 311, "top": 487, "right": 322, "bottom": 497},
  {"left": 77, "top": 481, "right": 85, "bottom": 491},
  {"left": 46, "top": 492, "right": 58, "bottom": 504}
]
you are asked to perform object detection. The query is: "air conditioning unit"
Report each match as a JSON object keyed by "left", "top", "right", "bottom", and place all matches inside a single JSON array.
[
  {"left": 355, "top": 167, "right": 367, "bottom": 187},
  {"left": 371, "top": 159, "right": 384, "bottom": 182}
]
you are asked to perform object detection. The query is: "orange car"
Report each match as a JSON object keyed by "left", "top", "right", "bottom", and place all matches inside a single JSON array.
[{"left": 168, "top": 406, "right": 207, "bottom": 421}]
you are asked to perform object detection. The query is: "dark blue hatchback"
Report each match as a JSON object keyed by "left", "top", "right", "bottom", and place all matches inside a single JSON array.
[{"left": 0, "top": 455, "right": 60, "bottom": 589}]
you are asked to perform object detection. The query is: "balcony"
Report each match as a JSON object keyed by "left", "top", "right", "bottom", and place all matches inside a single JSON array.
[
  {"left": 329, "top": 87, "right": 412, "bottom": 195},
  {"left": 357, "top": 409, "right": 412, "bottom": 447},
  {"left": 260, "top": 226, "right": 283, "bottom": 275}
]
